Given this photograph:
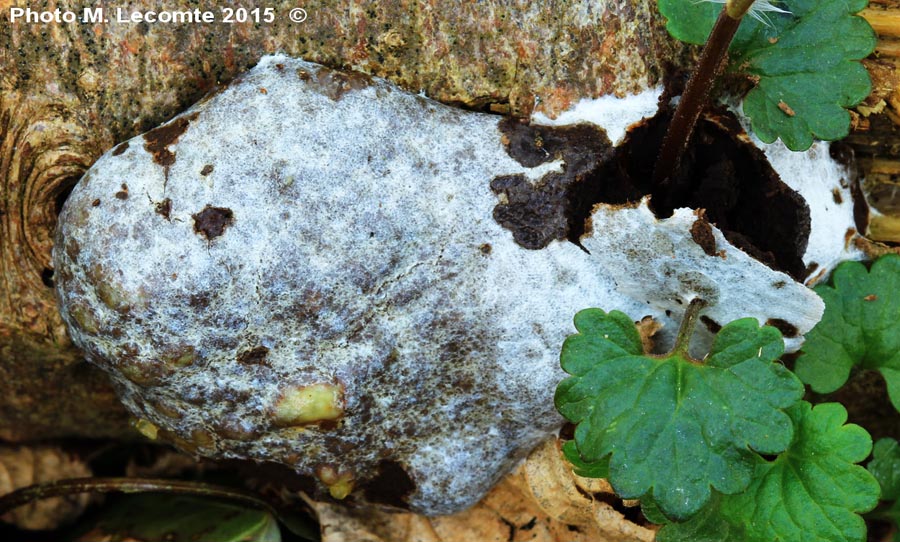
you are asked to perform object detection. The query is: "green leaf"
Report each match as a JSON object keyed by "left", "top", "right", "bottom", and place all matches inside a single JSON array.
[
  {"left": 657, "top": 0, "right": 724, "bottom": 45},
  {"left": 657, "top": 0, "right": 876, "bottom": 150},
  {"left": 656, "top": 402, "right": 880, "bottom": 542},
  {"left": 795, "top": 255, "right": 900, "bottom": 410},
  {"left": 73, "top": 494, "right": 284, "bottom": 542},
  {"left": 554, "top": 309, "right": 804, "bottom": 519},
  {"left": 562, "top": 440, "right": 610, "bottom": 479},
  {"left": 868, "top": 438, "right": 900, "bottom": 501}
]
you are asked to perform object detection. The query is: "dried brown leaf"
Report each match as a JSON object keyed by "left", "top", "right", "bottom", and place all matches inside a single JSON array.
[
  {"left": 0, "top": 445, "right": 93, "bottom": 530},
  {"left": 311, "top": 438, "right": 656, "bottom": 542}
]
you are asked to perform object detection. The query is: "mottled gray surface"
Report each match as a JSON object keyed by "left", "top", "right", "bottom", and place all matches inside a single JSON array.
[{"left": 54, "top": 56, "right": 828, "bottom": 514}]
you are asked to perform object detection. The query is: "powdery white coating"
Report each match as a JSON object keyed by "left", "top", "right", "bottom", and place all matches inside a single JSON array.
[
  {"left": 583, "top": 201, "right": 822, "bottom": 354},
  {"left": 736, "top": 122, "right": 865, "bottom": 282},
  {"left": 531, "top": 86, "right": 664, "bottom": 144},
  {"left": 56, "top": 55, "right": 828, "bottom": 515}
]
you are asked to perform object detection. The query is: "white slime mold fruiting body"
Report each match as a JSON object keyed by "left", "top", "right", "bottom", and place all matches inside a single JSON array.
[{"left": 54, "top": 55, "right": 854, "bottom": 514}]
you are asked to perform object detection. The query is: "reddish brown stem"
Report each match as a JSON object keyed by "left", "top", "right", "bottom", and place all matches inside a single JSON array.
[{"left": 651, "top": 6, "right": 744, "bottom": 186}]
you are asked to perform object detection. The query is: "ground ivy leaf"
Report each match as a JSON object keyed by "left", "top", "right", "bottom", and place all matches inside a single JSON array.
[
  {"left": 562, "top": 440, "right": 610, "bottom": 478},
  {"left": 657, "top": 0, "right": 875, "bottom": 151},
  {"left": 656, "top": 402, "right": 880, "bottom": 542},
  {"left": 74, "top": 494, "right": 285, "bottom": 542},
  {"left": 555, "top": 309, "right": 804, "bottom": 520},
  {"left": 868, "top": 438, "right": 900, "bottom": 501},
  {"left": 795, "top": 255, "right": 900, "bottom": 410},
  {"left": 657, "top": 0, "right": 723, "bottom": 45}
]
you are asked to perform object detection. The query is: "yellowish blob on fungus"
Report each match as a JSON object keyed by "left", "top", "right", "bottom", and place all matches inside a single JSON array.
[
  {"left": 132, "top": 418, "right": 159, "bottom": 440},
  {"left": 274, "top": 383, "right": 344, "bottom": 426},
  {"left": 317, "top": 465, "right": 355, "bottom": 500}
]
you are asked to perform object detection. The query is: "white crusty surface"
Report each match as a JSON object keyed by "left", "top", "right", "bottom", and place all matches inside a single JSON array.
[
  {"left": 583, "top": 202, "right": 822, "bottom": 354},
  {"left": 55, "top": 55, "right": 830, "bottom": 515}
]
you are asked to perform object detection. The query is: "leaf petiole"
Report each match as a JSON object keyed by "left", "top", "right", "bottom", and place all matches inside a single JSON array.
[
  {"left": 652, "top": 1, "right": 755, "bottom": 186},
  {"left": 672, "top": 298, "right": 707, "bottom": 359},
  {"left": 725, "top": 0, "right": 758, "bottom": 18}
]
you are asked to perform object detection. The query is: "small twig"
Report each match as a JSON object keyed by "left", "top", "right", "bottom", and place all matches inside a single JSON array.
[{"left": 652, "top": 0, "right": 757, "bottom": 186}]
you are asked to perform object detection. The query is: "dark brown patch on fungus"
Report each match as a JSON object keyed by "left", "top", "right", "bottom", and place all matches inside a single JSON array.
[
  {"left": 313, "top": 67, "right": 374, "bottom": 101},
  {"left": 115, "top": 183, "right": 129, "bottom": 200},
  {"left": 360, "top": 459, "right": 417, "bottom": 508},
  {"left": 490, "top": 108, "right": 811, "bottom": 281},
  {"left": 851, "top": 178, "right": 869, "bottom": 234},
  {"left": 237, "top": 346, "right": 270, "bottom": 366},
  {"left": 610, "top": 109, "right": 812, "bottom": 281},
  {"left": 700, "top": 315, "right": 722, "bottom": 333},
  {"left": 490, "top": 119, "right": 614, "bottom": 249},
  {"left": 192, "top": 205, "right": 234, "bottom": 240},
  {"left": 845, "top": 228, "right": 858, "bottom": 248},
  {"left": 200, "top": 164, "right": 214, "bottom": 176},
  {"left": 155, "top": 198, "right": 172, "bottom": 220},
  {"left": 832, "top": 188, "right": 843, "bottom": 205},
  {"left": 765, "top": 318, "right": 800, "bottom": 338},
  {"left": 143, "top": 112, "right": 199, "bottom": 167},
  {"left": 111, "top": 141, "right": 129, "bottom": 156},
  {"left": 690, "top": 210, "right": 718, "bottom": 256},
  {"left": 91, "top": 199, "right": 101, "bottom": 207}
]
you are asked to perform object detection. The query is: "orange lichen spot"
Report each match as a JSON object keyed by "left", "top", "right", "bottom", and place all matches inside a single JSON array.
[
  {"left": 316, "top": 465, "right": 355, "bottom": 500},
  {"left": 274, "top": 383, "right": 344, "bottom": 426}
]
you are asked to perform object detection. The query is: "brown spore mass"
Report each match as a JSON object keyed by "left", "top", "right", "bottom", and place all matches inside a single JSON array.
[
  {"left": 700, "top": 315, "right": 721, "bottom": 333},
  {"left": 192, "top": 205, "right": 234, "bottom": 240},
  {"left": 690, "top": 211, "right": 718, "bottom": 257},
  {"left": 490, "top": 119, "right": 614, "bottom": 249},
  {"left": 143, "top": 112, "right": 199, "bottom": 167},
  {"left": 832, "top": 188, "right": 843, "bottom": 205},
  {"left": 490, "top": 108, "right": 812, "bottom": 281},
  {"left": 155, "top": 198, "right": 172, "bottom": 220},
  {"left": 765, "top": 318, "right": 800, "bottom": 338},
  {"left": 112, "top": 141, "right": 129, "bottom": 156}
]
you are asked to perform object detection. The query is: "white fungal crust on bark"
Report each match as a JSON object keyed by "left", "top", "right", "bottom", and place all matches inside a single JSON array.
[{"left": 54, "top": 55, "right": 850, "bottom": 514}]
